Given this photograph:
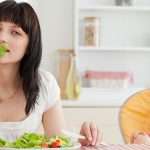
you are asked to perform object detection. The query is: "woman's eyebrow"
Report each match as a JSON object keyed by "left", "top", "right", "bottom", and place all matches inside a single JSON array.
[
  {"left": 10, "top": 25, "right": 20, "bottom": 29},
  {"left": 10, "top": 25, "right": 23, "bottom": 32},
  {"left": 0, "top": 22, "right": 19, "bottom": 29}
]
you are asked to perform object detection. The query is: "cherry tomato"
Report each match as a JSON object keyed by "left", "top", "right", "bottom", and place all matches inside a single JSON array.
[{"left": 49, "top": 140, "right": 61, "bottom": 148}]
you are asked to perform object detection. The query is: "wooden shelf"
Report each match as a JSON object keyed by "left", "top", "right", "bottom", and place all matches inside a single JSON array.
[
  {"left": 74, "top": 0, "right": 150, "bottom": 92},
  {"left": 62, "top": 87, "right": 146, "bottom": 107},
  {"left": 79, "top": 6, "right": 150, "bottom": 12},
  {"left": 78, "top": 46, "right": 150, "bottom": 52}
]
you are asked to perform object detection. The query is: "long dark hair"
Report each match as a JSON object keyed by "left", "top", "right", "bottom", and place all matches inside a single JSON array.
[{"left": 0, "top": 0, "right": 42, "bottom": 115}]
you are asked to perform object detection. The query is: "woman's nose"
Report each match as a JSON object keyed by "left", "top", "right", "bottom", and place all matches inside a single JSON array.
[
  {"left": 0, "top": 40, "right": 6, "bottom": 43},
  {"left": 0, "top": 32, "right": 8, "bottom": 43}
]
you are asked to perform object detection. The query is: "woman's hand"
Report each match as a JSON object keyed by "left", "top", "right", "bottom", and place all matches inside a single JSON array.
[
  {"left": 79, "top": 121, "right": 102, "bottom": 146},
  {"left": 132, "top": 133, "right": 150, "bottom": 144}
]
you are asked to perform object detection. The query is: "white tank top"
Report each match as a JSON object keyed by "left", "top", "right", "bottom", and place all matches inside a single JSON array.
[{"left": 0, "top": 70, "right": 60, "bottom": 141}]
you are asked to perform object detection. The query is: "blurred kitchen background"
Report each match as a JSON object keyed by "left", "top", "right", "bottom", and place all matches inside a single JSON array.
[{"left": 18, "top": 0, "right": 150, "bottom": 144}]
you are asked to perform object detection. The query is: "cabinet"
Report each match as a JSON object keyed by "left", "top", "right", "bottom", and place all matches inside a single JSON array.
[
  {"left": 74, "top": 0, "right": 150, "bottom": 98},
  {"left": 63, "top": 107, "right": 123, "bottom": 144}
]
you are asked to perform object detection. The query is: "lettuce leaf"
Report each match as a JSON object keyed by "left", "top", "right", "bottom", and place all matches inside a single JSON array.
[
  {"left": 0, "top": 138, "right": 6, "bottom": 147},
  {"left": 0, "top": 43, "right": 8, "bottom": 57},
  {"left": 10, "top": 133, "right": 48, "bottom": 148}
]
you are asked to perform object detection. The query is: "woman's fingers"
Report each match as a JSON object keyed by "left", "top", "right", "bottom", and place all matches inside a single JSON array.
[
  {"left": 79, "top": 122, "right": 92, "bottom": 146},
  {"left": 96, "top": 128, "right": 102, "bottom": 145},
  {"left": 79, "top": 121, "right": 101, "bottom": 146},
  {"left": 90, "top": 122, "right": 97, "bottom": 145},
  {"left": 81, "top": 122, "right": 92, "bottom": 141}
]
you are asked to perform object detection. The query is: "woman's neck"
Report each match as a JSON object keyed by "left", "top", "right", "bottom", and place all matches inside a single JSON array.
[{"left": 0, "top": 63, "right": 20, "bottom": 88}]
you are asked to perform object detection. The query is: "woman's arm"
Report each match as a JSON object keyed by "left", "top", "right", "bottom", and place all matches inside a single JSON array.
[
  {"left": 42, "top": 101, "right": 101, "bottom": 146},
  {"left": 42, "top": 101, "right": 66, "bottom": 136}
]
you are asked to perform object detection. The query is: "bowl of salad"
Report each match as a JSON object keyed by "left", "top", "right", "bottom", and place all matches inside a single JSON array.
[{"left": 0, "top": 132, "right": 80, "bottom": 149}]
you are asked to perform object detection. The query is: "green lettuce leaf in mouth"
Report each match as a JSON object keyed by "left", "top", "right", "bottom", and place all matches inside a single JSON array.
[{"left": 0, "top": 43, "right": 8, "bottom": 57}]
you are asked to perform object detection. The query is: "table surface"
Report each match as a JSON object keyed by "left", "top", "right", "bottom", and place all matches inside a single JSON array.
[
  {"left": 0, "top": 144, "right": 149, "bottom": 150},
  {"left": 79, "top": 144, "right": 150, "bottom": 150}
]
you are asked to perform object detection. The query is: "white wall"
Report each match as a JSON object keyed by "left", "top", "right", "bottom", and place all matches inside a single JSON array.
[{"left": 35, "top": 0, "right": 73, "bottom": 76}]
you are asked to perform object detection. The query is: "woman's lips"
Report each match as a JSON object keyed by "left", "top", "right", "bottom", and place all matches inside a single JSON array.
[{"left": 6, "top": 49, "right": 10, "bottom": 52}]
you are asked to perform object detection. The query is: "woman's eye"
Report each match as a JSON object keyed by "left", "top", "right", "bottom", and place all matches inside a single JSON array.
[{"left": 11, "top": 31, "right": 21, "bottom": 36}]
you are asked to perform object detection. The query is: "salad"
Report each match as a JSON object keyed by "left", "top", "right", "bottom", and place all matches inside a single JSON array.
[
  {"left": 0, "top": 43, "right": 8, "bottom": 57},
  {"left": 0, "top": 132, "right": 74, "bottom": 148}
]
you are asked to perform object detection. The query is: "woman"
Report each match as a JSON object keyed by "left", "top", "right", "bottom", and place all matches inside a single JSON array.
[{"left": 0, "top": 0, "right": 101, "bottom": 146}]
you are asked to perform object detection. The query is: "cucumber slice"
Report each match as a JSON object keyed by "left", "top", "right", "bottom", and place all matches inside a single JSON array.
[{"left": 0, "top": 43, "right": 8, "bottom": 57}]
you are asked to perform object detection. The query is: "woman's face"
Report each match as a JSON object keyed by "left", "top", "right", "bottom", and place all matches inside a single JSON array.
[{"left": 0, "top": 21, "right": 29, "bottom": 64}]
